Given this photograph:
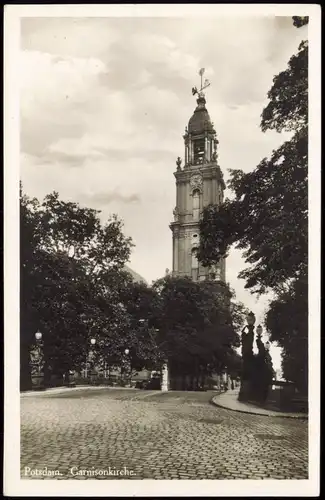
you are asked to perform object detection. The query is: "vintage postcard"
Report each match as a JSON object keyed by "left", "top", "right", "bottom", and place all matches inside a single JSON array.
[{"left": 4, "top": 4, "right": 320, "bottom": 497}]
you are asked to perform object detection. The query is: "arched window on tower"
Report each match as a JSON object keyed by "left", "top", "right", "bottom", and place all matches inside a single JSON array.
[
  {"left": 192, "top": 189, "right": 200, "bottom": 221},
  {"left": 193, "top": 139, "right": 205, "bottom": 164}
]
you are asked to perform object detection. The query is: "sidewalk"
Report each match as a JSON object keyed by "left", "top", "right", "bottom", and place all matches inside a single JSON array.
[
  {"left": 20, "top": 385, "right": 107, "bottom": 397},
  {"left": 211, "top": 389, "right": 308, "bottom": 419}
]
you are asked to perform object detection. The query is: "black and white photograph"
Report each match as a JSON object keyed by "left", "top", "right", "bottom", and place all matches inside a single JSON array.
[{"left": 4, "top": 4, "right": 320, "bottom": 497}]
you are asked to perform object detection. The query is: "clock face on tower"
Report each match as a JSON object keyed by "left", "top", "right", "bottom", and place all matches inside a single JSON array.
[{"left": 190, "top": 174, "right": 203, "bottom": 191}]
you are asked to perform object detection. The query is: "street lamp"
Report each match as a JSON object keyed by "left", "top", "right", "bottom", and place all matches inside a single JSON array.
[
  {"left": 30, "top": 330, "right": 45, "bottom": 390},
  {"left": 256, "top": 324, "right": 263, "bottom": 338},
  {"left": 224, "top": 365, "right": 229, "bottom": 391},
  {"left": 265, "top": 340, "right": 270, "bottom": 351},
  {"left": 85, "top": 338, "right": 96, "bottom": 379},
  {"left": 139, "top": 321, "right": 168, "bottom": 392},
  {"left": 123, "top": 348, "right": 131, "bottom": 386},
  {"left": 35, "top": 330, "right": 42, "bottom": 342},
  {"left": 35, "top": 330, "right": 43, "bottom": 375},
  {"left": 89, "top": 338, "right": 96, "bottom": 383},
  {"left": 247, "top": 312, "right": 256, "bottom": 326},
  {"left": 238, "top": 311, "right": 256, "bottom": 402}
]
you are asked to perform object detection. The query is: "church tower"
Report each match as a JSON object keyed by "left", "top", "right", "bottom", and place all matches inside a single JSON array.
[{"left": 170, "top": 71, "right": 226, "bottom": 283}]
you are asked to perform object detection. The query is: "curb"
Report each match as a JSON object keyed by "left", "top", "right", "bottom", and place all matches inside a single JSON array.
[{"left": 210, "top": 395, "right": 308, "bottom": 420}]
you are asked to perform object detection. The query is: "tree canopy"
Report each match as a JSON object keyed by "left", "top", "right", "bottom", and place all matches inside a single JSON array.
[
  {"left": 20, "top": 187, "right": 134, "bottom": 388},
  {"left": 152, "top": 276, "right": 240, "bottom": 378},
  {"left": 198, "top": 29, "right": 308, "bottom": 295},
  {"left": 265, "top": 271, "right": 308, "bottom": 391},
  {"left": 20, "top": 187, "right": 243, "bottom": 390}
]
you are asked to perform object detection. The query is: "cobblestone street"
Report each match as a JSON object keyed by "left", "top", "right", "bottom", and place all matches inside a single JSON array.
[{"left": 21, "top": 388, "right": 308, "bottom": 480}]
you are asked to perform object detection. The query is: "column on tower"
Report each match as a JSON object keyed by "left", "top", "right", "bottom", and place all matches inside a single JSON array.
[
  {"left": 173, "top": 229, "right": 179, "bottom": 274},
  {"left": 191, "top": 245, "right": 199, "bottom": 281},
  {"left": 188, "top": 135, "right": 192, "bottom": 164}
]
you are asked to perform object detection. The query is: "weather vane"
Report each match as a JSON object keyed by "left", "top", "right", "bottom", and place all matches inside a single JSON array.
[{"left": 192, "top": 68, "right": 211, "bottom": 97}]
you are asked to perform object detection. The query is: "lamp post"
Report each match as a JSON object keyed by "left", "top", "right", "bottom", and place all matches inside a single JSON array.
[
  {"left": 256, "top": 324, "right": 263, "bottom": 339},
  {"left": 31, "top": 330, "right": 45, "bottom": 390},
  {"left": 123, "top": 348, "right": 131, "bottom": 387},
  {"left": 224, "top": 365, "right": 228, "bottom": 391},
  {"left": 89, "top": 337, "right": 96, "bottom": 383},
  {"left": 247, "top": 311, "right": 256, "bottom": 327},
  {"left": 35, "top": 330, "right": 43, "bottom": 378}
]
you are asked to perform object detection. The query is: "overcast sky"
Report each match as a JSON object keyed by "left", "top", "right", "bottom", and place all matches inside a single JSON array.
[{"left": 20, "top": 16, "right": 308, "bottom": 371}]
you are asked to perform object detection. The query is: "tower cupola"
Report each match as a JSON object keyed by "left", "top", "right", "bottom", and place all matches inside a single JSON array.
[
  {"left": 180, "top": 70, "right": 220, "bottom": 168},
  {"left": 188, "top": 94, "right": 214, "bottom": 135}
]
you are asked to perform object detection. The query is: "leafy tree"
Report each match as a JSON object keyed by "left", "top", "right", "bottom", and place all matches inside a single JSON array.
[
  {"left": 198, "top": 20, "right": 307, "bottom": 295},
  {"left": 197, "top": 18, "right": 308, "bottom": 390},
  {"left": 37, "top": 191, "right": 133, "bottom": 278},
  {"left": 229, "top": 291, "right": 250, "bottom": 338},
  {"left": 226, "top": 351, "right": 242, "bottom": 380},
  {"left": 31, "top": 251, "right": 96, "bottom": 380},
  {"left": 265, "top": 273, "right": 308, "bottom": 392},
  {"left": 152, "top": 276, "right": 239, "bottom": 388},
  {"left": 92, "top": 280, "right": 163, "bottom": 377},
  {"left": 20, "top": 188, "right": 133, "bottom": 388},
  {"left": 20, "top": 188, "right": 43, "bottom": 389}
]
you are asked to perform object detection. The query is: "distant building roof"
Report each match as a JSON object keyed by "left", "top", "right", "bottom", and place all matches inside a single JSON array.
[{"left": 124, "top": 265, "right": 148, "bottom": 285}]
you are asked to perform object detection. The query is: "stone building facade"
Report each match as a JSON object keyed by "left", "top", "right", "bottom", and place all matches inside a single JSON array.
[{"left": 170, "top": 92, "right": 226, "bottom": 283}]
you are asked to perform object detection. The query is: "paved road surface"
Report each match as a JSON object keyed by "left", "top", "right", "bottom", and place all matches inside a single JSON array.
[{"left": 21, "top": 388, "right": 308, "bottom": 480}]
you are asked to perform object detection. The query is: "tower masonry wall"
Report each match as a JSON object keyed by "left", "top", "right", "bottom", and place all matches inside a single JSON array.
[{"left": 170, "top": 94, "right": 226, "bottom": 283}]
